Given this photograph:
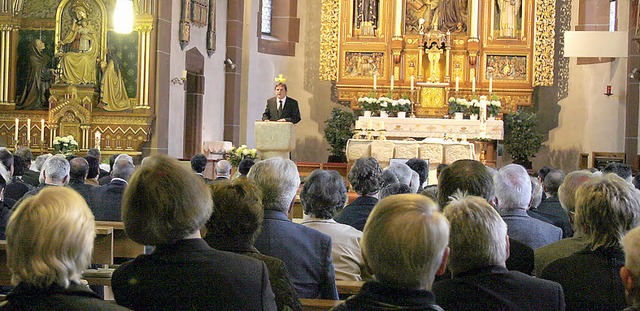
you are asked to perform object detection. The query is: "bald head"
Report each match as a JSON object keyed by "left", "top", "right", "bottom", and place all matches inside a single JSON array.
[{"left": 69, "top": 157, "right": 89, "bottom": 181}]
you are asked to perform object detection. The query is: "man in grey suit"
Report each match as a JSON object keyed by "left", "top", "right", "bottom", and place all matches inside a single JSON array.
[
  {"left": 495, "top": 164, "right": 562, "bottom": 250},
  {"left": 262, "top": 83, "right": 301, "bottom": 124}
]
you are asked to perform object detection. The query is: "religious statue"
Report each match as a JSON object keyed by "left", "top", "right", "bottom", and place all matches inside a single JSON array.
[
  {"left": 354, "top": 0, "right": 379, "bottom": 36},
  {"left": 408, "top": 0, "right": 441, "bottom": 31},
  {"left": 99, "top": 48, "right": 132, "bottom": 111},
  {"left": 57, "top": 0, "right": 99, "bottom": 84},
  {"left": 17, "top": 39, "right": 54, "bottom": 110},
  {"left": 426, "top": 42, "right": 443, "bottom": 82},
  {"left": 496, "top": 0, "right": 521, "bottom": 37},
  {"left": 440, "top": 0, "right": 468, "bottom": 32}
]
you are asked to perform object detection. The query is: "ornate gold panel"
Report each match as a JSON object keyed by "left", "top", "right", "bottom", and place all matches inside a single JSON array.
[
  {"left": 534, "top": 0, "right": 555, "bottom": 86},
  {"left": 419, "top": 87, "right": 445, "bottom": 109},
  {"left": 320, "top": 0, "right": 339, "bottom": 80}
]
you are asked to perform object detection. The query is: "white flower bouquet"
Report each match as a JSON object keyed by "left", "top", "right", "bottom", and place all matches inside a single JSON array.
[
  {"left": 226, "top": 144, "right": 258, "bottom": 167},
  {"left": 53, "top": 135, "right": 78, "bottom": 155}
]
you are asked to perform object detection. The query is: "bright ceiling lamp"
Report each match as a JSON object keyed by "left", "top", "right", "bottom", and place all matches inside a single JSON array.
[{"left": 114, "top": 0, "right": 134, "bottom": 34}]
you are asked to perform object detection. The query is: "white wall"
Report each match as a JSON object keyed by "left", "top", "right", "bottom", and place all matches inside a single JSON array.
[{"left": 167, "top": 0, "right": 227, "bottom": 157}]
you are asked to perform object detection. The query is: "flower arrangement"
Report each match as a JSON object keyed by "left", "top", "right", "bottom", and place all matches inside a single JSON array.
[
  {"left": 226, "top": 145, "right": 258, "bottom": 167},
  {"left": 378, "top": 96, "right": 394, "bottom": 113},
  {"left": 395, "top": 98, "right": 412, "bottom": 113},
  {"left": 448, "top": 97, "right": 469, "bottom": 114},
  {"left": 469, "top": 99, "right": 480, "bottom": 115},
  {"left": 488, "top": 95, "right": 502, "bottom": 117},
  {"left": 52, "top": 135, "right": 78, "bottom": 155},
  {"left": 357, "top": 93, "right": 380, "bottom": 113}
]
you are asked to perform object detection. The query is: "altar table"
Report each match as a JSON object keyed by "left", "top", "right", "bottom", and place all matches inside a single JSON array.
[
  {"left": 357, "top": 117, "right": 504, "bottom": 140},
  {"left": 346, "top": 138, "right": 477, "bottom": 185}
]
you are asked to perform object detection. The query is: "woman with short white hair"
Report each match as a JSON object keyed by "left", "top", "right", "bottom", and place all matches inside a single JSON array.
[{"left": 3, "top": 187, "right": 128, "bottom": 310}]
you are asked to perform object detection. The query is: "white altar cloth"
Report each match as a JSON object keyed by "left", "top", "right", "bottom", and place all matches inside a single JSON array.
[{"left": 357, "top": 117, "right": 504, "bottom": 140}]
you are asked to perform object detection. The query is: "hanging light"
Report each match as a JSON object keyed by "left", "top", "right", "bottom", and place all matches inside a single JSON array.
[{"left": 114, "top": 0, "right": 134, "bottom": 34}]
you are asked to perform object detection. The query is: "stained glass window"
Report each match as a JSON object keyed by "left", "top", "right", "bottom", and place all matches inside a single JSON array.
[{"left": 261, "top": 0, "right": 272, "bottom": 34}]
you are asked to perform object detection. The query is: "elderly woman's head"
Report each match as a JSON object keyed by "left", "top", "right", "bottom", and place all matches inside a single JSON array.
[
  {"left": 301, "top": 169, "right": 347, "bottom": 219},
  {"left": 7, "top": 187, "right": 95, "bottom": 288},
  {"left": 122, "top": 154, "right": 213, "bottom": 245},
  {"left": 349, "top": 157, "right": 383, "bottom": 196},
  {"left": 205, "top": 179, "right": 264, "bottom": 244}
]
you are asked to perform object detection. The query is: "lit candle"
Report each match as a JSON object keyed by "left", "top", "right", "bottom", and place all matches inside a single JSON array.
[
  {"left": 40, "top": 119, "right": 45, "bottom": 142},
  {"left": 373, "top": 73, "right": 377, "bottom": 90},
  {"left": 181, "top": 69, "right": 188, "bottom": 80},
  {"left": 390, "top": 75, "right": 394, "bottom": 90},
  {"left": 14, "top": 118, "right": 18, "bottom": 141},
  {"left": 95, "top": 131, "right": 101, "bottom": 149},
  {"left": 26, "top": 119, "right": 31, "bottom": 141},
  {"left": 455, "top": 76, "right": 460, "bottom": 92},
  {"left": 489, "top": 77, "right": 493, "bottom": 93},
  {"left": 472, "top": 76, "right": 476, "bottom": 93}
]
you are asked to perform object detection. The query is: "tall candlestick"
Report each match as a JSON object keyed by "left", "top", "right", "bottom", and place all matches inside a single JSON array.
[
  {"left": 14, "top": 118, "right": 18, "bottom": 141},
  {"left": 410, "top": 75, "right": 415, "bottom": 91},
  {"left": 27, "top": 119, "right": 31, "bottom": 141},
  {"left": 390, "top": 75, "right": 394, "bottom": 90},
  {"left": 472, "top": 76, "right": 476, "bottom": 93},
  {"left": 373, "top": 73, "right": 377, "bottom": 90},
  {"left": 40, "top": 119, "right": 45, "bottom": 143},
  {"left": 489, "top": 77, "right": 493, "bottom": 93},
  {"left": 455, "top": 76, "right": 460, "bottom": 92}
]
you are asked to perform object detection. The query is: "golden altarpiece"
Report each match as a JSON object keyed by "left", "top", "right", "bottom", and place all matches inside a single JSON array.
[
  {"left": 320, "top": 0, "right": 556, "bottom": 116},
  {"left": 0, "top": 0, "right": 156, "bottom": 156}
]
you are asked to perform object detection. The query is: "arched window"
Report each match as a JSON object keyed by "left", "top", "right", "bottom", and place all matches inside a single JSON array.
[{"left": 258, "top": 0, "right": 300, "bottom": 56}]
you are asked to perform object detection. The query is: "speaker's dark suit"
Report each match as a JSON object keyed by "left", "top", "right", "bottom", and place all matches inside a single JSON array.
[
  {"left": 262, "top": 97, "right": 301, "bottom": 124},
  {"left": 88, "top": 178, "right": 127, "bottom": 221}
]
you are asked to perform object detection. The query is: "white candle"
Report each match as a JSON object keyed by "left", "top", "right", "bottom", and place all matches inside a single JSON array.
[
  {"left": 355, "top": 120, "right": 361, "bottom": 129},
  {"left": 26, "top": 119, "right": 31, "bottom": 141},
  {"left": 410, "top": 76, "right": 415, "bottom": 91},
  {"left": 489, "top": 77, "right": 493, "bottom": 93},
  {"left": 380, "top": 121, "right": 385, "bottom": 131},
  {"left": 40, "top": 119, "right": 45, "bottom": 142},
  {"left": 14, "top": 118, "right": 18, "bottom": 141},
  {"left": 181, "top": 69, "right": 187, "bottom": 80},
  {"left": 472, "top": 76, "right": 476, "bottom": 93},
  {"left": 373, "top": 73, "right": 377, "bottom": 90},
  {"left": 367, "top": 119, "right": 373, "bottom": 130},
  {"left": 390, "top": 75, "right": 394, "bottom": 90},
  {"left": 95, "top": 131, "right": 101, "bottom": 149},
  {"left": 455, "top": 76, "right": 460, "bottom": 92}
]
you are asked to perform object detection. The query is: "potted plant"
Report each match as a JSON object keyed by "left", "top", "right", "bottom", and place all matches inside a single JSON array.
[
  {"left": 324, "top": 108, "right": 357, "bottom": 163},
  {"left": 504, "top": 108, "right": 543, "bottom": 169},
  {"left": 378, "top": 96, "right": 393, "bottom": 117},
  {"left": 396, "top": 98, "right": 412, "bottom": 118},
  {"left": 448, "top": 97, "right": 468, "bottom": 120},
  {"left": 488, "top": 94, "right": 502, "bottom": 119},
  {"left": 469, "top": 99, "right": 480, "bottom": 120},
  {"left": 358, "top": 92, "right": 379, "bottom": 117}
]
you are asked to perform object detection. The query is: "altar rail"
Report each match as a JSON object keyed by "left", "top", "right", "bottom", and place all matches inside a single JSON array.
[{"left": 357, "top": 117, "right": 504, "bottom": 140}]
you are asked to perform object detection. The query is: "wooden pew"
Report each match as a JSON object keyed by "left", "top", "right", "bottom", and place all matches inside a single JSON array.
[
  {"left": 336, "top": 280, "right": 364, "bottom": 296},
  {"left": 93, "top": 226, "right": 114, "bottom": 267},
  {"left": 300, "top": 298, "right": 343, "bottom": 311},
  {"left": 95, "top": 221, "right": 145, "bottom": 259}
]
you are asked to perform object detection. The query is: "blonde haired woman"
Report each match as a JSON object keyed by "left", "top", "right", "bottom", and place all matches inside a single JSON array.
[{"left": 2, "top": 187, "right": 128, "bottom": 310}]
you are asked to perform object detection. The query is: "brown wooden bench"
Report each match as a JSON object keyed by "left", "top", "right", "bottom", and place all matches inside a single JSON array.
[
  {"left": 95, "top": 221, "right": 145, "bottom": 259},
  {"left": 93, "top": 226, "right": 114, "bottom": 267},
  {"left": 300, "top": 298, "right": 343, "bottom": 311},
  {"left": 336, "top": 280, "right": 364, "bottom": 296}
]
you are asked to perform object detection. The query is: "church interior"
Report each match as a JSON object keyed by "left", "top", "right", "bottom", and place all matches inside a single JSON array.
[{"left": 0, "top": 0, "right": 638, "bottom": 172}]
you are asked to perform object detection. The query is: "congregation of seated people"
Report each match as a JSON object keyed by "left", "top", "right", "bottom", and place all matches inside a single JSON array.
[{"left": 2, "top": 146, "right": 640, "bottom": 310}]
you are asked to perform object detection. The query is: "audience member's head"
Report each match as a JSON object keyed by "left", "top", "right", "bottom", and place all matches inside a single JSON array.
[
  {"left": 68, "top": 157, "right": 89, "bottom": 182},
  {"left": 379, "top": 182, "right": 412, "bottom": 200},
  {"left": 33, "top": 154, "right": 50, "bottom": 172},
  {"left": 238, "top": 158, "right": 255, "bottom": 176},
  {"left": 107, "top": 154, "right": 118, "bottom": 172},
  {"left": 444, "top": 195, "right": 508, "bottom": 275},
  {"left": 537, "top": 166, "right": 553, "bottom": 183},
  {"left": 385, "top": 163, "right": 413, "bottom": 188},
  {"left": 494, "top": 164, "right": 532, "bottom": 211},
  {"left": 14, "top": 147, "right": 33, "bottom": 164},
  {"left": 381, "top": 169, "right": 399, "bottom": 188},
  {"left": 576, "top": 174, "right": 640, "bottom": 250},
  {"left": 406, "top": 158, "right": 429, "bottom": 191},
  {"left": 621, "top": 226, "right": 640, "bottom": 307},
  {"left": 0, "top": 175, "right": 6, "bottom": 201},
  {"left": 122, "top": 154, "right": 212, "bottom": 245},
  {"left": 301, "top": 169, "right": 347, "bottom": 219},
  {"left": 190, "top": 154, "right": 208, "bottom": 174},
  {"left": 12, "top": 154, "right": 28, "bottom": 178},
  {"left": 558, "top": 170, "right": 593, "bottom": 228},
  {"left": 633, "top": 174, "right": 640, "bottom": 190},
  {"left": 438, "top": 159, "right": 493, "bottom": 208},
  {"left": 215, "top": 160, "right": 232, "bottom": 178},
  {"left": 86, "top": 148, "right": 101, "bottom": 161},
  {"left": 0, "top": 149, "right": 14, "bottom": 181},
  {"left": 248, "top": 157, "right": 300, "bottom": 213},
  {"left": 362, "top": 194, "right": 449, "bottom": 289},
  {"left": 41, "top": 155, "right": 70, "bottom": 186},
  {"left": 84, "top": 155, "right": 100, "bottom": 180},
  {"left": 543, "top": 170, "right": 565, "bottom": 197},
  {"left": 7, "top": 187, "right": 95, "bottom": 288},
  {"left": 206, "top": 179, "right": 263, "bottom": 244},
  {"left": 530, "top": 176, "right": 543, "bottom": 209},
  {"left": 436, "top": 163, "right": 448, "bottom": 180},
  {"left": 111, "top": 157, "right": 135, "bottom": 181},
  {"left": 603, "top": 162, "right": 633, "bottom": 183},
  {"left": 348, "top": 157, "right": 383, "bottom": 196}
]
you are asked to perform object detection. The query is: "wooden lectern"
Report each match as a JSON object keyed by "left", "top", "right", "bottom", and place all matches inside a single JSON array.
[{"left": 254, "top": 121, "right": 296, "bottom": 159}]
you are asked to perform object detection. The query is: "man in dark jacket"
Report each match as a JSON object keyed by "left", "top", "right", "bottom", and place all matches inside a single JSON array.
[{"left": 89, "top": 154, "right": 135, "bottom": 221}]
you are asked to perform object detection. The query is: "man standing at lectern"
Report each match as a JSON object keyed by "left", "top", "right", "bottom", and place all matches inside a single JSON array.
[{"left": 262, "top": 83, "right": 301, "bottom": 124}]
